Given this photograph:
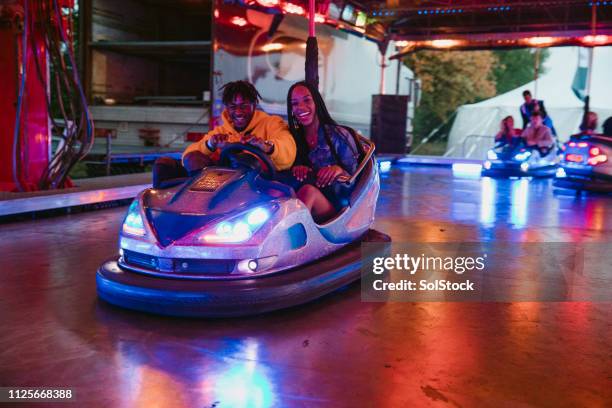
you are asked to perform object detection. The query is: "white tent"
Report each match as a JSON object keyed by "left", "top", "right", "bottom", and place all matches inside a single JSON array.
[{"left": 445, "top": 46, "right": 612, "bottom": 158}]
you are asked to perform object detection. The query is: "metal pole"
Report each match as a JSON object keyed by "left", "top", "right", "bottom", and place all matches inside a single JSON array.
[
  {"left": 379, "top": 52, "right": 386, "bottom": 95},
  {"left": 583, "top": 2, "right": 597, "bottom": 123},
  {"left": 105, "top": 132, "right": 112, "bottom": 176},
  {"left": 395, "top": 59, "right": 401, "bottom": 95},
  {"left": 305, "top": 0, "right": 319, "bottom": 87},
  {"left": 533, "top": 48, "right": 540, "bottom": 98},
  {"left": 308, "top": 0, "right": 315, "bottom": 37}
]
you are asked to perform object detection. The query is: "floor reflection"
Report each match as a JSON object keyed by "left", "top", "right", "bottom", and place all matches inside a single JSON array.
[{"left": 0, "top": 164, "right": 611, "bottom": 407}]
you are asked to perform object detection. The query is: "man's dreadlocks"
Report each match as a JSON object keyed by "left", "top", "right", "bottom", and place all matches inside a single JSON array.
[{"left": 220, "top": 81, "right": 262, "bottom": 105}]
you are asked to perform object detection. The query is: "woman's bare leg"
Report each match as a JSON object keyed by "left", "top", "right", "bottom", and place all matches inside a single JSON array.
[{"left": 297, "top": 185, "right": 336, "bottom": 222}]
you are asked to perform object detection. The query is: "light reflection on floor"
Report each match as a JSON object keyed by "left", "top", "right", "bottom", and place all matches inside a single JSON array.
[
  {"left": 377, "top": 165, "right": 612, "bottom": 241},
  {"left": 0, "top": 164, "right": 610, "bottom": 407}
]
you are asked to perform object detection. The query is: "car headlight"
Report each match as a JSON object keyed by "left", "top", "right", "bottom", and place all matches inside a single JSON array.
[
  {"left": 487, "top": 150, "right": 498, "bottom": 160},
  {"left": 514, "top": 151, "right": 532, "bottom": 161},
  {"left": 199, "top": 205, "right": 277, "bottom": 244},
  {"left": 122, "top": 200, "right": 146, "bottom": 236}
]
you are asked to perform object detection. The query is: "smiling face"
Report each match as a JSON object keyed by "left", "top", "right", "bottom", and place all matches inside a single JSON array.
[
  {"left": 290, "top": 86, "right": 317, "bottom": 127},
  {"left": 531, "top": 114, "right": 543, "bottom": 128},
  {"left": 226, "top": 94, "right": 255, "bottom": 131}
]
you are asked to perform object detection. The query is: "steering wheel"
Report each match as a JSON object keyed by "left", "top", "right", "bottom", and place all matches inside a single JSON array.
[{"left": 218, "top": 143, "right": 277, "bottom": 179}]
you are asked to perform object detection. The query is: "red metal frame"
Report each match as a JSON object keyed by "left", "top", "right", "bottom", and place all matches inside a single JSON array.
[
  {"left": 0, "top": 2, "right": 49, "bottom": 191},
  {"left": 0, "top": 0, "right": 73, "bottom": 192}
]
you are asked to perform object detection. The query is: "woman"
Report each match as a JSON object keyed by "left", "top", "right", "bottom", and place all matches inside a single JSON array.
[
  {"left": 287, "top": 81, "right": 361, "bottom": 223},
  {"left": 579, "top": 111, "right": 598, "bottom": 135},
  {"left": 495, "top": 116, "right": 520, "bottom": 147}
]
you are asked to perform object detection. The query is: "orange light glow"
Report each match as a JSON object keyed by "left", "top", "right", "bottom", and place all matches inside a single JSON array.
[
  {"left": 261, "top": 43, "right": 284, "bottom": 52},
  {"left": 256, "top": 0, "right": 279, "bottom": 7},
  {"left": 230, "top": 16, "right": 248, "bottom": 27},
  {"left": 282, "top": 2, "right": 305, "bottom": 15},
  {"left": 394, "top": 40, "right": 410, "bottom": 47},
  {"left": 524, "top": 36, "right": 556, "bottom": 46},
  {"left": 582, "top": 34, "right": 611, "bottom": 45},
  {"left": 429, "top": 39, "right": 462, "bottom": 48},
  {"left": 588, "top": 154, "right": 608, "bottom": 166},
  {"left": 565, "top": 153, "right": 584, "bottom": 163}
]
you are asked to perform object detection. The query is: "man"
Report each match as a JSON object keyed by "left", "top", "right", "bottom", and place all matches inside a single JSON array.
[
  {"left": 153, "top": 81, "right": 296, "bottom": 187},
  {"left": 521, "top": 111, "right": 554, "bottom": 155},
  {"left": 520, "top": 90, "right": 557, "bottom": 136},
  {"left": 603, "top": 116, "right": 612, "bottom": 137}
]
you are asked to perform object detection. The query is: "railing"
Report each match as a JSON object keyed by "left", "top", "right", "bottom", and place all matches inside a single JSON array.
[
  {"left": 444, "top": 134, "right": 495, "bottom": 159},
  {"left": 461, "top": 134, "right": 496, "bottom": 158},
  {"left": 409, "top": 110, "right": 457, "bottom": 156},
  {"left": 337, "top": 135, "right": 375, "bottom": 185}
]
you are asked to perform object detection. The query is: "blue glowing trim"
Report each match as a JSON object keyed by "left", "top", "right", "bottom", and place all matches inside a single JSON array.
[
  {"left": 452, "top": 163, "right": 483, "bottom": 178},
  {"left": 122, "top": 200, "right": 145, "bottom": 236},
  {"left": 379, "top": 161, "right": 392, "bottom": 172},
  {"left": 514, "top": 151, "right": 532, "bottom": 161},
  {"left": 247, "top": 207, "right": 270, "bottom": 226},
  {"left": 202, "top": 206, "right": 275, "bottom": 244}
]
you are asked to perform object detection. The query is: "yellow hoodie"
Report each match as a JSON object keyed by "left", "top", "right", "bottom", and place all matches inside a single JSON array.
[{"left": 182, "top": 110, "right": 296, "bottom": 171}]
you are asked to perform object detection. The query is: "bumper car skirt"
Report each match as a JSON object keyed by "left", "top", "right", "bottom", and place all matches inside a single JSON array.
[
  {"left": 482, "top": 164, "right": 557, "bottom": 178},
  {"left": 553, "top": 175, "right": 612, "bottom": 193},
  {"left": 97, "top": 229, "right": 391, "bottom": 317}
]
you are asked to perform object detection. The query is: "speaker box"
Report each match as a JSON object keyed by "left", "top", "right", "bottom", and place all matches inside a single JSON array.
[{"left": 370, "top": 95, "right": 409, "bottom": 154}]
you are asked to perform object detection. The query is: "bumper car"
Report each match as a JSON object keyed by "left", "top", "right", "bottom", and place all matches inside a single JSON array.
[
  {"left": 97, "top": 139, "right": 390, "bottom": 317},
  {"left": 553, "top": 135, "right": 612, "bottom": 193},
  {"left": 482, "top": 141, "right": 559, "bottom": 178}
]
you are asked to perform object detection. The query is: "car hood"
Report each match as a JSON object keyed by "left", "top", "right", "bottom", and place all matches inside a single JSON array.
[{"left": 141, "top": 167, "right": 276, "bottom": 246}]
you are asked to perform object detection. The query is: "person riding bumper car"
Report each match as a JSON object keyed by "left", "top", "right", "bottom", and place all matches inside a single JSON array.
[
  {"left": 482, "top": 141, "right": 559, "bottom": 178},
  {"left": 97, "top": 140, "right": 389, "bottom": 317},
  {"left": 554, "top": 135, "right": 612, "bottom": 193},
  {"left": 483, "top": 113, "right": 559, "bottom": 178}
]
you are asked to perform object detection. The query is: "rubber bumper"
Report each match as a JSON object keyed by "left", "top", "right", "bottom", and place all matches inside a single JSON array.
[
  {"left": 97, "top": 229, "right": 391, "bottom": 317},
  {"left": 553, "top": 176, "right": 612, "bottom": 193},
  {"left": 482, "top": 165, "right": 557, "bottom": 178}
]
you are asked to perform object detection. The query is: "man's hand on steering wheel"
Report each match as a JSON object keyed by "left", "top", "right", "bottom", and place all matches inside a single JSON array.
[
  {"left": 207, "top": 133, "right": 230, "bottom": 151},
  {"left": 218, "top": 143, "right": 277, "bottom": 179},
  {"left": 240, "top": 134, "right": 274, "bottom": 154}
]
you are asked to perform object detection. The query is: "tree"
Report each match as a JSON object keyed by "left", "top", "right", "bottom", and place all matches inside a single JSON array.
[
  {"left": 492, "top": 49, "right": 550, "bottom": 94},
  {"left": 405, "top": 50, "right": 498, "bottom": 142}
]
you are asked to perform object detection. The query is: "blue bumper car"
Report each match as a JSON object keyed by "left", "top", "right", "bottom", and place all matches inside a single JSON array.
[
  {"left": 554, "top": 135, "right": 612, "bottom": 193},
  {"left": 482, "top": 141, "right": 559, "bottom": 178},
  {"left": 97, "top": 140, "right": 389, "bottom": 317}
]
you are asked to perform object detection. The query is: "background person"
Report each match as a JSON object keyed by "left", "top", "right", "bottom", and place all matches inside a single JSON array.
[
  {"left": 520, "top": 90, "right": 557, "bottom": 136},
  {"left": 521, "top": 111, "right": 555, "bottom": 155},
  {"left": 579, "top": 111, "right": 599, "bottom": 135},
  {"left": 495, "top": 116, "right": 521, "bottom": 147},
  {"left": 603, "top": 116, "right": 612, "bottom": 137}
]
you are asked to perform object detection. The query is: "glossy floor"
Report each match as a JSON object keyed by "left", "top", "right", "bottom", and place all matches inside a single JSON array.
[{"left": 0, "top": 166, "right": 610, "bottom": 407}]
